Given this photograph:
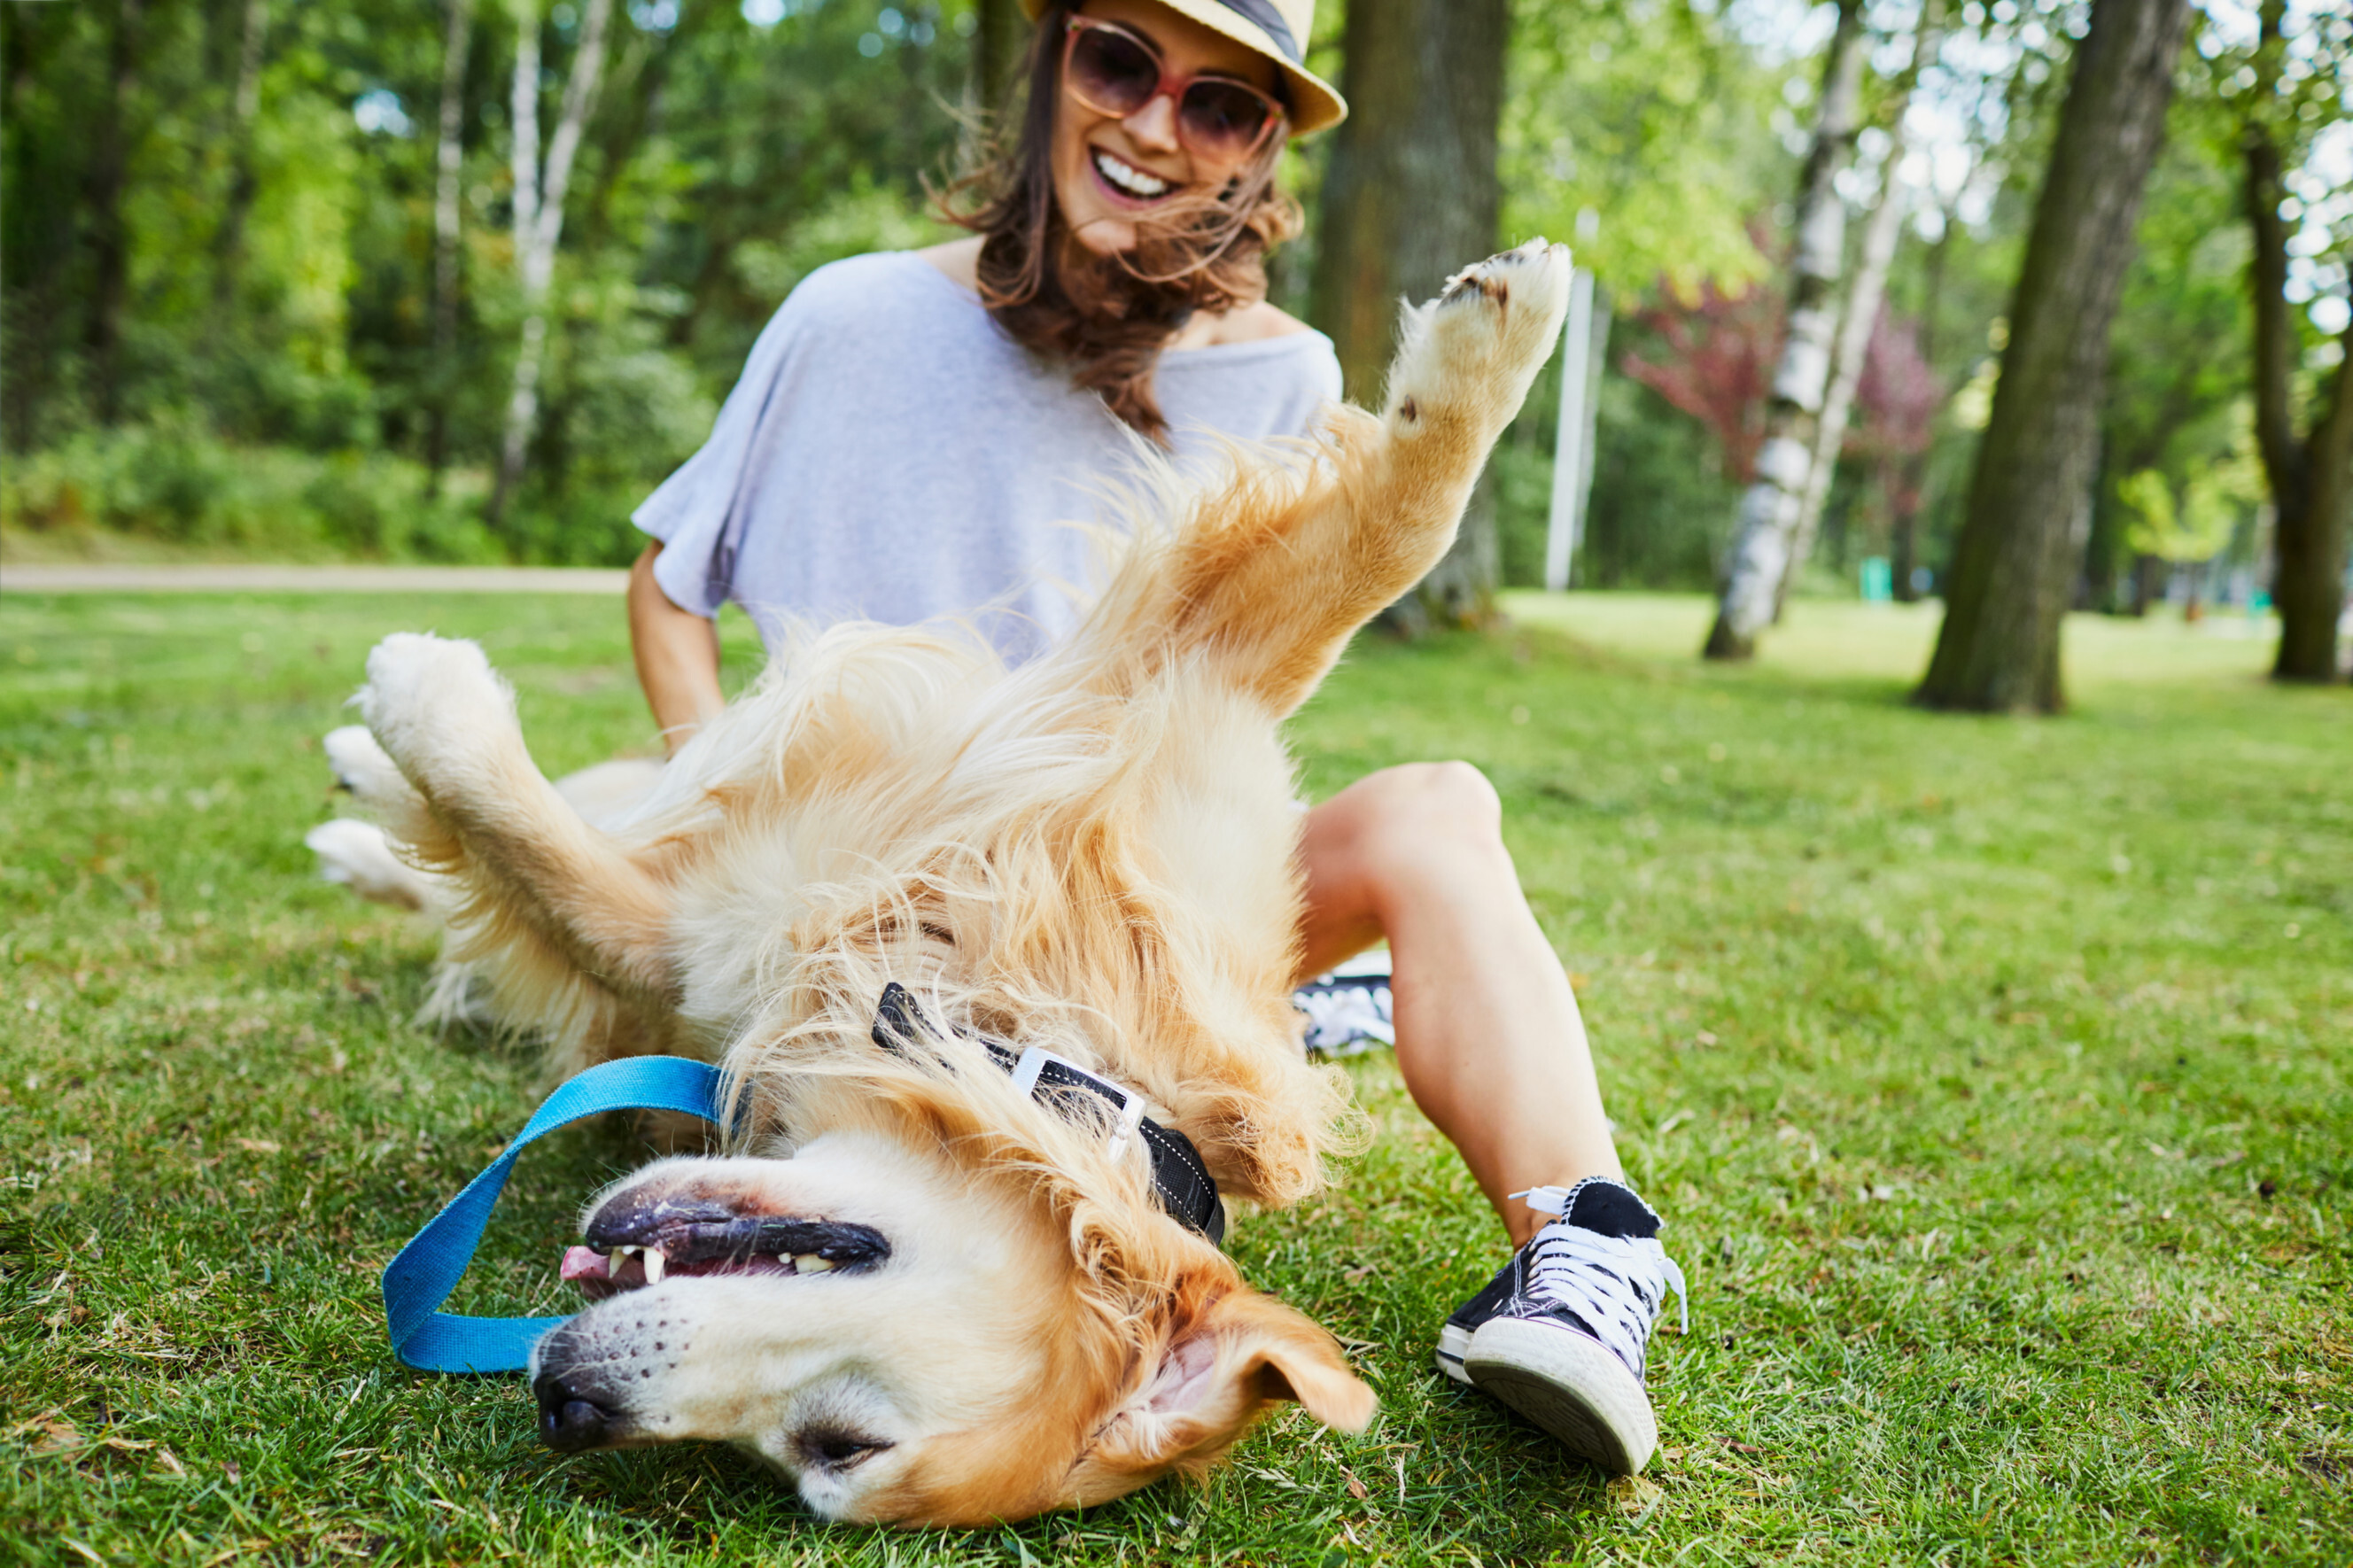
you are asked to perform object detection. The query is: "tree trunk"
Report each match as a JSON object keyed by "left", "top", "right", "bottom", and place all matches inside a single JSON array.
[
  {"left": 974, "top": 0, "right": 1028, "bottom": 119},
  {"left": 1776, "top": 3, "right": 1945, "bottom": 622},
  {"left": 426, "top": 0, "right": 478, "bottom": 492},
  {"left": 2243, "top": 0, "right": 2353, "bottom": 683},
  {"left": 1891, "top": 214, "right": 1954, "bottom": 603},
  {"left": 1543, "top": 273, "right": 1609, "bottom": 590},
  {"left": 487, "top": 0, "right": 612, "bottom": 531},
  {"left": 83, "top": 0, "right": 144, "bottom": 424},
  {"left": 209, "top": 0, "right": 269, "bottom": 321},
  {"left": 1701, "top": 0, "right": 1868, "bottom": 659},
  {"left": 1914, "top": 0, "right": 2191, "bottom": 713},
  {"left": 1310, "top": 0, "right": 1510, "bottom": 634}
]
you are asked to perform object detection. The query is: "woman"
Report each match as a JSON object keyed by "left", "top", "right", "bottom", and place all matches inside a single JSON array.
[{"left": 627, "top": 0, "right": 1684, "bottom": 1475}]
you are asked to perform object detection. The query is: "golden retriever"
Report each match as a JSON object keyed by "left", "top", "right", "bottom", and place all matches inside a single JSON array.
[{"left": 330, "top": 241, "right": 1571, "bottom": 1525}]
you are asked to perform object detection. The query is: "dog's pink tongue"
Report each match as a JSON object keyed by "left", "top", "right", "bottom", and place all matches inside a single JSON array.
[{"left": 560, "top": 1246, "right": 610, "bottom": 1283}]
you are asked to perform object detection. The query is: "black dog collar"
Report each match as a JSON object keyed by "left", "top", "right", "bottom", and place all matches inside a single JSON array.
[{"left": 870, "top": 983, "right": 1226, "bottom": 1246}]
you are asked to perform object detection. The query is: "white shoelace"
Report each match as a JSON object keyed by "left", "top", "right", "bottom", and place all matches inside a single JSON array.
[{"left": 1511, "top": 1187, "right": 1689, "bottom": 1378}]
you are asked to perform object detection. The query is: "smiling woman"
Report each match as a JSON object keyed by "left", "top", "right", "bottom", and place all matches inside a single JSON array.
[{"left": 937, "top": 0, "right": 1343, "bottom": 438}]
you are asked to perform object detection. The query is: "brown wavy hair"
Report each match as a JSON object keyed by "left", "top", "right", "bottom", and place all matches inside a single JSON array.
[{"left": 943, "top": 2, "right": 1302, "bottom": 442}]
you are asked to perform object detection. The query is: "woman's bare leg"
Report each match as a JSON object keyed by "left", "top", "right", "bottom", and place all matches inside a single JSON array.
[{"left": 1297, "top": 762, "right": 1622, "bottom": 1249}]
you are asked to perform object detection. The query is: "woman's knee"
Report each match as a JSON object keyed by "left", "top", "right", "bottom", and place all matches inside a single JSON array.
[{"left": 1325, "top": 761, "right": 1506, "bottom": 877}]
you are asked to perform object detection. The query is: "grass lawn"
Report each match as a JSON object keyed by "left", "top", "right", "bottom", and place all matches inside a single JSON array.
[{"left": 3, "top": 587, "right": 2346, "bottom": 1564}]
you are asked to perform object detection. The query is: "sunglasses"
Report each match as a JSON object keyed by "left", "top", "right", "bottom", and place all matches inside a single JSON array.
[{"left": 1061, "top": 15, "right": 1286, "bottom": 165}]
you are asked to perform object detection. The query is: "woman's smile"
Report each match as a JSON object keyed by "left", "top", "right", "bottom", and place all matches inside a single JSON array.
[{"left": 1089, "top": 144, "right": 1178, "bottom": 206}]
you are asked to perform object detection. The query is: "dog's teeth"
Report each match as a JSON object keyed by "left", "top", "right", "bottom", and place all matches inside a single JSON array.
[
  {"left": 611, "top": 1245, "right": 640, "bottom": 1261},
  {"left": 642, "top": 1246, "right": 666, "bottom": 1284},
  {"left": 793, "top": 1254, "right": 834, "bottom": 1274}
]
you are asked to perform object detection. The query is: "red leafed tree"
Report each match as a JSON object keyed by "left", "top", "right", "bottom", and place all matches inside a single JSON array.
[
  {"left": 1851, "top": 307, "right": 1940, "bottom": 529},
  {"left": 1619, "top": 279, "right": 1782, "bottom": 482},
  {"left": 1627, "top": 273, "right": 1942, "bottom": 547}
]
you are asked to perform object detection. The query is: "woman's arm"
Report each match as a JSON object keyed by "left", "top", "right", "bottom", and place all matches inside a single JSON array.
[{"left": 627, "top": 541, "right": 726, "bottom": 754}]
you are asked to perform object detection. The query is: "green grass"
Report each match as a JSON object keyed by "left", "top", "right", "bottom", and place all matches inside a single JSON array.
[{"left": 3, "top": 588, "right": 2346, "bottom": 1564}]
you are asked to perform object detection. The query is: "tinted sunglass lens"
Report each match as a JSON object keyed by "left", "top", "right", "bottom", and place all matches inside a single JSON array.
[
  {"left": 1181, "top": 82, "right": 1272, "bottom": 157},
  {"left": 1070, "top": 28, "right": 1159, "bottom": 113}
]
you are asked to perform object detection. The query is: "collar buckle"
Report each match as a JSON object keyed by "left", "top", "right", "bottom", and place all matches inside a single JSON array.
[{"left": 1008, "top": 1045, "right": 1152, "bottom": 1159}]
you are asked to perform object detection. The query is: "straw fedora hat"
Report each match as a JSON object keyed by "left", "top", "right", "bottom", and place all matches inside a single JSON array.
[{"left": 1019, "top": 0, "right": 1347, "bottom": 135}]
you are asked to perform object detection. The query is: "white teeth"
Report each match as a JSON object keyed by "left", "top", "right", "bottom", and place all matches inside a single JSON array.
[
  {"left": 642, "top": 1246, "right": 666, "bottom": 1284},
  {"left": 793, "top": 1254, "right": 834, "bottom": 1274},
  {"left": 610, "top": 1245, "right": 640, "bottom": 1262},
  {"left": 1092, "top": 149, "right": 1170, "bottom": 198}
]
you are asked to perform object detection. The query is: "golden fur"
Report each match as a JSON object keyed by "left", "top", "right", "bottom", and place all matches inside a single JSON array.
[{"left": 333, "top": 243, "right": 1572, "bottom": 1524}]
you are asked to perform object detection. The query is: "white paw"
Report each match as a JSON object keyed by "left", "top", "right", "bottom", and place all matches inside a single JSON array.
[
  {"left": 304, "top": 819, "right": 433, "bottom": 911},
  {"left": 1383, "top": 239, "right": 1574, "bottom": 432},
  {"left": 359, "top": 633, "right": 515, "bottom": 776},
  {"left": 322, "top": 724, "right": 412, "bottom": 807}
]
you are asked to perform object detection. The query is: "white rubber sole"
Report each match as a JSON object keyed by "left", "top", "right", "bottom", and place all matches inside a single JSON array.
[
  {"left": 1435, "top": 1323, "right": 1473, "bottom": 1385},
  {"left": 1459, "top": 1316, "right": 1658, "bottom": 1473}
]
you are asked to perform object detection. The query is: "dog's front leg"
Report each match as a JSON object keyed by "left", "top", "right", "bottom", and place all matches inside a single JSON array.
[
  {"left": 1140, "top": 242, "right": 1573, "bottom": 717},
  {"left": 359, "top": 633, "right": 676, "bottom": 1010}
]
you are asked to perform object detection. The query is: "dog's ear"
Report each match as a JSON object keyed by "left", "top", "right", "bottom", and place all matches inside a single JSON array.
[{"left": 1065, "top": 1285, "right": 1375, "bottom": 1503}]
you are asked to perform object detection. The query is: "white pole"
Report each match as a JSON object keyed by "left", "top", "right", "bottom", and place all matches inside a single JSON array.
[{"left": 1545, "top": 268, "right": 1596, "bottom": 592}]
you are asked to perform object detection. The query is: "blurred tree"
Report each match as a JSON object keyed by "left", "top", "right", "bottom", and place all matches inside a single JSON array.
[
  {"left": 2236, "top": 0, "right": 2352, "bottom": 683},
  {"left": 1918, "top": 0, "right": 2194, "bottom": 714},
  {"left": 1703, "top": 0, "right": 1868, "bottom": 662},
  {"left": 208, "top": 0, "right": 271, "bottom": 325},
  {"left": 1501, "top": 0, "right": 1780, "bottom": 295},
  {"left": 487, "top": 0, "right": 613, "bottom": 530},
  {"left": 426, "top": 0, "right": 478, "bottom": 492},
  {"left": 86, "top": 0, "right": 147, "bottom": 424},
  {"left": 1311, "top": 0, "right": 1510, "bottom": 635},
  {"left": 1777, "top": 0, "right": 1949, "bottom": 623},
  {"left": 1619, "top": 275, "right": 1780, "bottom": 483},
  {"left": 974, "top": 0, "right": 1027, "bottom": 117},
  {"left": 2089, "top": 121, "right": 2250, "bottom": 615}
]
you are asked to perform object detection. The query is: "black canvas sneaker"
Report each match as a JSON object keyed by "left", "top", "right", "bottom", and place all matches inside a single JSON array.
[{"left": 1435, "top": 1176, "right": 1687, "bottom": 1472}]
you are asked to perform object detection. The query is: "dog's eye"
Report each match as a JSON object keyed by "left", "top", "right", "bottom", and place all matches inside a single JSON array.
[{"left": 799, "top": 1428, "right": 891, "bottom": 1470}]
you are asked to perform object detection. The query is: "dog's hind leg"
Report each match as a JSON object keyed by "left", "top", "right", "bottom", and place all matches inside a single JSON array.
[
  {"left": 1087, "top": 242, "right": 1573, "bottom": 718},
  {"left": 358, "top": 633, "right": 678, "bottom": 1016}
]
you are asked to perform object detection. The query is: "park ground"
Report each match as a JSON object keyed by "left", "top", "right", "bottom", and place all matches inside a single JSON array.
[{"left": 1, "top": 588, "right": 2347, "bottom": 1565}]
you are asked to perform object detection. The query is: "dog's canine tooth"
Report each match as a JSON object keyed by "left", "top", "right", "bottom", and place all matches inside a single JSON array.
[
  {"left": 642, "top": 1246, "right": 666, "bottom": 1284},
  {"left": 793, "top": 1254, "right": 834, "bottom": 1274}
]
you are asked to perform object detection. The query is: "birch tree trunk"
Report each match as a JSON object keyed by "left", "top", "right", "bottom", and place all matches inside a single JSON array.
[
  {"left": 1702, "top": 0, "right": 1868, "bottom": 660},
  {"left": 1774, "top": 4, "right": 1945, "bottom": 622},
  {"left": 208, "top": 0, "right": 269, "bottom": 321},
  {"left": 1916, "top": 0, "right": 2192, "bottom": 712},
  {"left": 425, "top": 0, "right": 477, "bottom": 493},
  {"left": 486, "top": 0, "right": 611, "bottom": 530},
  {"left": 2244, "top": 0, "right": 2353, "bottom": 683},
  {"left": 1309, "top": 0, "right": 1510, "bottom": 635}
]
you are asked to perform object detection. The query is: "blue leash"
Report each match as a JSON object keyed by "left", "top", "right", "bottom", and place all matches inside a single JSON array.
[{"left": 380, "top": 1055, "right": 726, "bottom": 1374}]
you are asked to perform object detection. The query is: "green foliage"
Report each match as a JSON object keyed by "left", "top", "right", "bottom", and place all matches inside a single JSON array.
[
  {"left": 3, "top": 590, "right": 2347, "bottom": 1562},
  {"left": 1, "top": 424, "right": 501, "bottom": 563},
  {"left": 2116, "top": 439, "right": 2262, "bottom": 567},
  {"left": 1501, "top": 0, "right": 1782, "bottom": 296},
  {"left": 1499, "top": 341, "right": 1745, "bottom": 593}
]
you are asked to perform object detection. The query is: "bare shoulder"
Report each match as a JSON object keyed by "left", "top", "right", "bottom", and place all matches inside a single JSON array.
[
  {"left": 1183, "top": 299, "right": 1311, "bottom": 350},
  {"left": 915, "top": 237, "right": 983, "bottom": 293}
]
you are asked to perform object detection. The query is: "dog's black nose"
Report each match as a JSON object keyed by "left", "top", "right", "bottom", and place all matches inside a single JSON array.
[{"left": 534, "top": 1373, "right": 616, "bottom": 1454}]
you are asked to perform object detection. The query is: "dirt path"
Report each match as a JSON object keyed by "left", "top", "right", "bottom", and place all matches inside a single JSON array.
[{"left": 2, "top": 563, "right": 628, "bottom": 594}]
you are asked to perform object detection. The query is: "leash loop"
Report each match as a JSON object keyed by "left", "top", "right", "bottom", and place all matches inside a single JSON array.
[{"left": 379, "top": 1055, "right": 725, "bottom": 1374}]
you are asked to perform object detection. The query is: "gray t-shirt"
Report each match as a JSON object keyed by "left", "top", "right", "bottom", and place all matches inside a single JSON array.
[{"left": 633, "top": 251, "right": 1344, "bottom": 663}]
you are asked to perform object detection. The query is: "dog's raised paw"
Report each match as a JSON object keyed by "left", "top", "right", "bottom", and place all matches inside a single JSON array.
[
  {"left": 359, "top": 633, "right": 514, "bottom": 771},
  {"left": 1384, "top": 240, "right": 1573, "bottom": 435}
]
